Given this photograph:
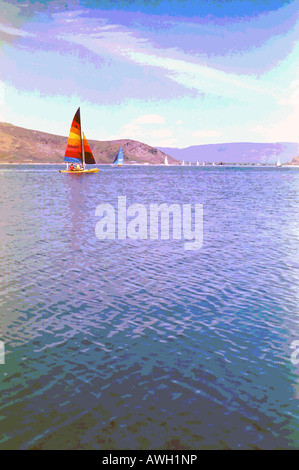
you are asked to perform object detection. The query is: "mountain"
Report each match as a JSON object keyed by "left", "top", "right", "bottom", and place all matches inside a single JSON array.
[
  {"left": 0, "top": 122, "right": 175, "bottom": 164},
  {"left": 157, "top": 142, "right": 299, "bottom": 164},
  {"left": 285, "top": 155, "right": 299, "bottom": 165}
]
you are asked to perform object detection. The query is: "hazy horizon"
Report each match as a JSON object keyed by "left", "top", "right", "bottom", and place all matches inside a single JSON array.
[{"left": 1, "top": 120, "right": 299, "bottom": 151}]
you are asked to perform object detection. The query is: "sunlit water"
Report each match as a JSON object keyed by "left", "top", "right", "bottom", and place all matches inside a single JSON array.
[{"left": 0, "top": 164, "right": 298, "bottom": 450}]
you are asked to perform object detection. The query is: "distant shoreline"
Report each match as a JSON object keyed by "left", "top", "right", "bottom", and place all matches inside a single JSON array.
[{"left": 1, "top": 162, "right": 298, "bottom": 167}]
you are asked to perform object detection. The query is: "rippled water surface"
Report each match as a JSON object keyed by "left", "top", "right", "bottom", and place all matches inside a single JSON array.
[{"left": 0, "top": 164, "right": 298, "bottom": 450}]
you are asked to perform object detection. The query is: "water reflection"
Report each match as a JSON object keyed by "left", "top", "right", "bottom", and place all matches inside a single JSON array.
[{"left": 0, "top": 165, "right": 298, "bottom": 449}]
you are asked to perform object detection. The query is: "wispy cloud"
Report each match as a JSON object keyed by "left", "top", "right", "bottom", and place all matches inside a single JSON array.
[
  {"left": 0, "top": 22, "right": 35, "bottom": 38},
  {"left": 278, "top": 79, "right": 299, "bottom": 106},
  {"left": 57, "top": 16, "right": 282, "bottom": 104},
  {"left": 121, "top": 48, "right": 279, "bottom": 100},
  {"left": 0, "top": 81, "right": 4, "bottom": 105},
  {"left": 109, "top": 113, "right": 176, "bottom": 146}
]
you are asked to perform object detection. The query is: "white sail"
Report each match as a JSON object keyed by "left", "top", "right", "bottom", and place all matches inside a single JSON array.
[{"left": 165, "top": 156, "right": 169, "bottom": 165}]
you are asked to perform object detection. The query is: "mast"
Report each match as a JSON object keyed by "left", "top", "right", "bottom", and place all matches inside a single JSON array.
[{"left": 79, "top": 107, "right": 85, "bottom": 168}]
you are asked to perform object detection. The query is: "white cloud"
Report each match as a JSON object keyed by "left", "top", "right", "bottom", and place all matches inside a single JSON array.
[
  {"left": 0, "top": 22, "right": 34, "bottom": 37},
  {"left": 112, "top": 114, "right": 176, "bottom": 146},
  {"left": 0, "top": 81, "right": 5, "bottom": 105},
  {"left": 251, "top": 112, "right": 299, "bottom": 142},
  {"left": 134, "top": 114, "right": 165, "bottom": 124},
  {"left": 251, "top": 69, "right": 299, "bottom": 142},
  {"left": 278, "top": 79, "right": 299, "bottom": 105},
  {"left": 120, "top": 49, "right": 279, "bottom": 101},
  {"left": 59, "top": 21, "right": 280, "bottom": 102}
]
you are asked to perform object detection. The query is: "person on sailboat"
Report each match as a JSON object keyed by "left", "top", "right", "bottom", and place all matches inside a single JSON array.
[{"left": 70, "top": 164, "right": 74, "bottom": 171}]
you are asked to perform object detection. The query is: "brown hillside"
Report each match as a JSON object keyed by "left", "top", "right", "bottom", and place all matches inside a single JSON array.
[
  {"left": 0, "top": 122, "right": 175, "bottom": 164},
  {"left": 285, "top": 155, "right": 299, "bottom": 165}
]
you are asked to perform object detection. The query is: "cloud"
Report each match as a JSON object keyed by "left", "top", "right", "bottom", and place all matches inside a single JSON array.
[
  {"left": 251, "top": 110, "right": 299, "bottom": 143},
  {"left": 1, "top": 3, "right": 299, "bottom": 145},
  {"left": 121, "top": 49, "right": 280, "bottom": 101},
  {"left": 251, "top": 67, "right": 299, "bottom": 142},
  {"left": 119, "top": 114, "right": 166, "bottom": 138},
  {"left": 111, "top": 114, "right": 176, "bottom": 146},
  {"left": 0, "top": 1, "right": 36, "bottom": 38},
  {"left": 57, "top": 15, "right": 282, "bottom": 104},
  {"left": 134, "top": 114, "right": 165, "bottom": 124},
  {"left": 0, "top": 22, "right": 34, "bottom": 38},
  {"left": 0, "top": 81, "right": 4, "bottom": 105},
  {"left": 278, "top": 79, "right": 299, "bottom": 106}
]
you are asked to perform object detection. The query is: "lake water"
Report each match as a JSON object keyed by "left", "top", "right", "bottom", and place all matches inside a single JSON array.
[{"left": 0, "top": 164, "right": 298, "bottom": 450}]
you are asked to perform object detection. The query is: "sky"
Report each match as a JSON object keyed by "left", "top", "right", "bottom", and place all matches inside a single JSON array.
[{"left": 0, "top": 0, "right": 298, "bottom": 147}]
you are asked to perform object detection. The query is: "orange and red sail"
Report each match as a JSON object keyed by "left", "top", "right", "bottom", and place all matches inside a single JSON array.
[
  {"left": 64, "top": 108, "right": 82, "bottom": 163},
  {"left": 83, "top": 133, "right": 96, "bottom": 164},
  {"left": 64, "top": 108, "right": 96, "bottom": 165}
]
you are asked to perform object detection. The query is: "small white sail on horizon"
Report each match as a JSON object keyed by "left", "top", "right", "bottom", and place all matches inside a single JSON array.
[
  {"left": 276, "top": 156, "right": 282, "bottom": 167},
  {"left": 165, "top": 156, "right": 169, "bottom": 165}
]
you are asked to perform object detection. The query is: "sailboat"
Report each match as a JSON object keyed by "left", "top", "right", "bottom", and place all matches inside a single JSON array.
[
  {"left": 113, "top": 147, "right": 124, "bottom": 166},
  {"left": 276, "top": 156, "right": 282, "bottom": 167},
  {"left": 196, "top": 161, "right": 199, "bottom": 166},
  {"left": 164, "top": 156, "right": 169, "bottom": 165},
  {"left": 59, "top": 108, "right": 99, "bottom": 174},
  {"left": 182, "top": 160, "right": 185, "bottom": 166}
]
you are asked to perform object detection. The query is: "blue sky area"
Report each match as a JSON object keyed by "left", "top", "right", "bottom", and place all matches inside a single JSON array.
[{"left": 0, "top": 0, "right": 298, "bottom": 147}]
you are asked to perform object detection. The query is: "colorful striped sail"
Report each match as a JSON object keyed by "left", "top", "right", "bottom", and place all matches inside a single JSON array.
[
  {"left": 64, "top": 108, "right": 82, "bottom": 163},
  {"left": 83, "top": 133, "right": 96, "bottom": 164},
  {"left": 113, "top": 147, "right": 124, "bottom": 165}
]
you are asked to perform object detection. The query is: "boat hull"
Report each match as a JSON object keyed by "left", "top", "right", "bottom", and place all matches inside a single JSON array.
[{"left": 59, "top": 168, "right": 99, "bottom": 174}]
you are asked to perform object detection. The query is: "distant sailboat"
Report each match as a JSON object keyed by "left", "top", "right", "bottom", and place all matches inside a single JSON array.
[
  {"left": 276, "top": 156, "right": 282, "bottom": 167},
  {"left": 189, "top": 162, "right": 191, "bottom": 166},
  {"left": 202, "top": 161, "right": 205, "bottom": 166},
  {"left": 113, "top": 147, "right": 124, "bottom": 166},
  {"left": 196, "top": 161, "right": 199, "bottom": 166},
  {"left": 182, "top": 160, "right": 185, "bottom": 166},
  {"left": 165, "top": 156, "right": 169, "bottom": 165},
  {"left": 212, "top": 162, "right": 215, "bottom": 166},
  {"left": 59, "top": 107, "right": 98, "bottom": 174}
]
